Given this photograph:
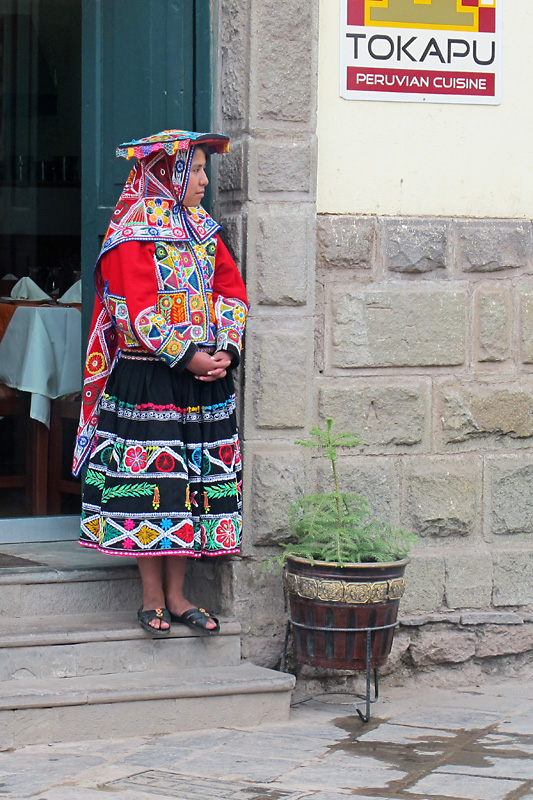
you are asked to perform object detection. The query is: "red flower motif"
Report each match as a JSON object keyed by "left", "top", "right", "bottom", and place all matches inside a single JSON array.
[
  {"left": 124, "top": 446, "right": 147, "bottom": 473},
  {"left": 179, "top": 522, "right": 195, "bottom": 544},
  {"left": 218, "top": 444, "right": 234, "bottom": 466},
  {"left": 215, "top": 519, "right": 236, "bottom": 549},
  {"left": 155, "top": 452, "right": 176, "bottom": 472},
  {"left": 123, "top": 537, "right": 135, "bottom": 549}
]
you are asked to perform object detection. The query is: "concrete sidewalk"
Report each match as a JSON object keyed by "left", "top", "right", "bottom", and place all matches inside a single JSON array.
[{"left": 1, "top": 675, "right": 533, "bottom": 799}]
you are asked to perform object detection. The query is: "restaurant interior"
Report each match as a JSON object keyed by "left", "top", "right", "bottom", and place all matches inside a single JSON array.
[{"left": 0, "top": 0, "right": 82, "bottom": 521}]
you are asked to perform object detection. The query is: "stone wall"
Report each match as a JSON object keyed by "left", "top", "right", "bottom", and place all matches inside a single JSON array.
[
  {"left": 313, "top": 214, "right": 533, "bottom": 681},
  {"left": 214, "top": 1, "right": 533, "bottom": 680}
]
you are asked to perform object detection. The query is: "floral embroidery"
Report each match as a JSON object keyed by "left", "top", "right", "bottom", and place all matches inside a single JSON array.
[
  {"left": 123, "top": 537, "right": 135, "bottom": 549},
  {"left": 124, "top": 446, "right": 147, "bottom": 473},
  {"left": 214, "top": 519, "right": 236, "bottom": 549},
  {"left": 124, "top": 519, "right": 135, "bottom": 531},
  {"left": 179, "top": 522, "right": 195, "bottom": 544},
  {"left": 218, "top": 444, "right": 234, "bottom": 466}
]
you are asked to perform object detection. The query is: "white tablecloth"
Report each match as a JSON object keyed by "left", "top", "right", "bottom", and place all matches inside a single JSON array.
[{"left": 0, "top": 305, "right": 82, "bottom": 426}]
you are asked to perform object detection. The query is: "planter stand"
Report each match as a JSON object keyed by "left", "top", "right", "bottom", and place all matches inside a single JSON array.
[{"left": 281, "top": 617, "right": 398, "bottom": 722}]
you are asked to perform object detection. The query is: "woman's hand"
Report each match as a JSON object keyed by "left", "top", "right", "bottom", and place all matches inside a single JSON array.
[{"left": 187, "top": 350, "right": 231, "bottom": 382}]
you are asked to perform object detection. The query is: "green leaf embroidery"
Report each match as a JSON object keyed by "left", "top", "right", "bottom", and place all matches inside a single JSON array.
[
  {"left": 102, "top": 483, "right": 157, "bottom": 503},
  {"left": 85, "top": 470, "right": 105, "bottom": 490},
  {"left": 204, "top": 482, "right": 238, "bottom": 499}
]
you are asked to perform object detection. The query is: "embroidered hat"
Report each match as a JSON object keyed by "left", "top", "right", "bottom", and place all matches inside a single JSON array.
[{"left": 116, "top": 129, "right": 230, "bottom": 160}]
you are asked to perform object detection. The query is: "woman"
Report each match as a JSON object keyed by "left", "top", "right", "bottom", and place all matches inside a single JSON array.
[{"left": 73, "top": 129, "right": 248, "bottom": 635}]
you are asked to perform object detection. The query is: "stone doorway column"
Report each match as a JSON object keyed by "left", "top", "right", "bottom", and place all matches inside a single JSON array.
[{"left": 214, "top": 0, "right": 320, "bottom": 665}]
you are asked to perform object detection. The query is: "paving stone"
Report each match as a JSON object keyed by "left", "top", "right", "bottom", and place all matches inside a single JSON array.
[
  {"left": 405, "top": 771, "right": 524, "bottom": 799},
  {"left": 357, "top": 723, "right": 456, "bottom": 745},
  {"left": 275, "top": 750, "right": 407, "bottom": 792},
  {"left": 497, "top": 717, "right": 533, "bottom": 735},
  {"left": 436, "top": 755, "right": 533, "bottom": 781}
]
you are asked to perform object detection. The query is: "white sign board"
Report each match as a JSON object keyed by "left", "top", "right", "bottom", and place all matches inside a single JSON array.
[{"left": 340, "top": 0, "right": 501, "bottom": 104}]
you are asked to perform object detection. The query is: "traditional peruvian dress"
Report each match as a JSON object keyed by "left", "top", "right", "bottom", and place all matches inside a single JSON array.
[{"left": 73, "top": 130, "right": 248, "bottom": 558}]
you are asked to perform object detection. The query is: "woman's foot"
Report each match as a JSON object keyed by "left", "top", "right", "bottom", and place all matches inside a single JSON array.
[
  {"left": 168, "top": 605, "right": 219, "bottom": 634},
  {"left": 137, "top": 607, "right": 171, "bottom": 635}
]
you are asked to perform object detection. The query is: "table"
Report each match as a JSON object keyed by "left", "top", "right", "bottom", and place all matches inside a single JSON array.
[
  {"left": 0, "top": 302, "right": 81, "bottom": 427},
  {"left": 0, "top": 301, "right": 82, "bottom": 515}
]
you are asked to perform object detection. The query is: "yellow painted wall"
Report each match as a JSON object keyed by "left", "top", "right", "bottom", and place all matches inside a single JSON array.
[{"left": 317, "top": 1, "right": 533, "bottom": 218}]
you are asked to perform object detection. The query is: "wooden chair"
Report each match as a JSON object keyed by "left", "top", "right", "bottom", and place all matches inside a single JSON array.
[
  {"left": 0, "top": 384, "right": 32, "bottom": 514},
  {"left": 47, "top": 392, "right": 82, "bottom": 514}
]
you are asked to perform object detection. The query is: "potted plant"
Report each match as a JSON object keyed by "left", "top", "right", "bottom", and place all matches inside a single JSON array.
[{"left": 276, "top": 419, "right": 416, "bottom": 672}]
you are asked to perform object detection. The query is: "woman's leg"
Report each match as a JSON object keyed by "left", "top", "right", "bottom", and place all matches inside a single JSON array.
[
  {"left": 137, "top": 556, "right": 169, "bottom": 630},
  {"left": 163, "top": 556, "right": 217, "bottom": 630}
]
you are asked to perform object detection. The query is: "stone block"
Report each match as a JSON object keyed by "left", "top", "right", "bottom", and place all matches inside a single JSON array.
[
  {"left": 218, "top": 214, "right": 244, "bottom": 268},
  {"left": 485, "top": 456, "right": 533, "bottom": 540},
  {"left": 455, "top": 218, "right": 532, "bottom": 272},
  {"left": 379, "top": 629, "right": 411, "bottom": 675},
  {"left": 317, "top": 215, "right": 375, "bottom": 271},
  {"left": 409, "top": 627, "right": 477, "bottom": 666},
  {"left": 254, "top": 0, "right": 317, "bottom": 124},
  {"left": 437, "top": 379, "right": 533, "bottom": 451},
  {"left": 475, "top": 624, "right": 533, "bottom": 658},
  {"left": 400, "top": 551, "right": 445, "bottom": 614},
  {"left": 251, "top": 325, "right": 310, "bottom": 429},
  {"left": 331, "top": 287, "right": 466, "bottom": 368},
  {"left": 249, "top": 447, "right": 306, "bottom": 548},
  {"left": 255, "top": 140, "right": 313, "bottom": 194},
  {"left": 218, "top": 141, "right": 244, "bottom": 193},
  {"left": 519, "top": 287, "right": 533, "bottom": 363},
  {"left": 475, "top": 287, "right": 511, "bottom": 362},
  {"left": 314, "top": 455, "right": 400, "bottom": 528},
  {"left": 444, "top": 548, "right": 493, "bottom": 609},
  {"left": 231, "top": 559, "right": 288, "bottom": 667},
  {"left": 402, "top": 457, "right": 482, "bottom": 543},
  {"left": 382, "top": 217, "right": 450, "bottom": 274},
  {"left": 254, "top": 205, "right": 314, "bottom": 305},
  {"left": 460, "top": 612, "right": 523, "bottom": 625},
  {"left": 492, "top": 548, "right": 533, "bottom": 606},
  {"left": 319, "top": 380, "right": 430, "bottom": 453},
  {"left": 220, "top": 0, "right": 249, "bottom": 122}
]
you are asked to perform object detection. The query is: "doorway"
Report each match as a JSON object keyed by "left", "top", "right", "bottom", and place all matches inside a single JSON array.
[{"left": 0, "top": 0, "right": 211, "bottom": 535}]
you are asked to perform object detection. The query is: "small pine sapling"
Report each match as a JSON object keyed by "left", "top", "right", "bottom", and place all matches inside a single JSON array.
[{"left": 278, "top": 419, "right": 416, "bottom": 566}]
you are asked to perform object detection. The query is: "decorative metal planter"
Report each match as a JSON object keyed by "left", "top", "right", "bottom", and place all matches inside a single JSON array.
[{"left": 285, "top": 555, "right": 409, "bottom": 671}]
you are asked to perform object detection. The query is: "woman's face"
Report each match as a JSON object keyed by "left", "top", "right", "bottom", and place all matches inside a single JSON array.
[{"left": 182, "top": 147, "right": 209, "bottom": 207}]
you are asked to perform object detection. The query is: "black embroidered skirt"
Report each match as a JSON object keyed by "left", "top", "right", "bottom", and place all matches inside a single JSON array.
[{"left": 79, "top": 354, "right": 242, "bottom": 558}]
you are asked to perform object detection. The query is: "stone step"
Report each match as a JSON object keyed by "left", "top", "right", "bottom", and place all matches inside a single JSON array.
[
  {"left": 0, "top": 663, "right": 296, "bottom": 748},
  {"left": 0, "top": 565, "right": 226, "bottom": 617},
  {"left": 0, "top": 564, "right": 142, "bottom": 617},
  {"left": 0, "top": 612, "right": 241, "bottom": 680}
]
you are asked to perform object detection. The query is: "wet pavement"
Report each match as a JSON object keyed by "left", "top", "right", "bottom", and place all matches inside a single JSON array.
[{"left": 1, "top": 675, "right": 533, "bottom": 799}]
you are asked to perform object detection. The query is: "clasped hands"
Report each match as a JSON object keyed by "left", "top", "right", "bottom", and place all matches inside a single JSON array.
[{"left": 187, "top": 350, "right": 231, "bottom": 382}]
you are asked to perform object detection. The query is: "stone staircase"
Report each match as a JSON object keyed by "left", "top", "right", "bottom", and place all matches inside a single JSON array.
[{"left": 0, "top": 552, "right": 295, "bottom": 749}]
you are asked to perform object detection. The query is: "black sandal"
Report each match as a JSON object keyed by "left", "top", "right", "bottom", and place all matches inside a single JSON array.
[
  {"left": 170, "top": 607, "right": 220, "bottom": 635},
  {"left": 137, "top": 607, "right": 171, "bottom": 636}
]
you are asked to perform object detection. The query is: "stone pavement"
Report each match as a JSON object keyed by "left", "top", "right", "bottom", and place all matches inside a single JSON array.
[{"left": 1, "top": 675, "right": 533, "bottom": 799}]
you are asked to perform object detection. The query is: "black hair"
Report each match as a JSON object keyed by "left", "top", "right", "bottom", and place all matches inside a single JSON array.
[{"left": 196, "top": 143, "right": 211, "bottom": 164}]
